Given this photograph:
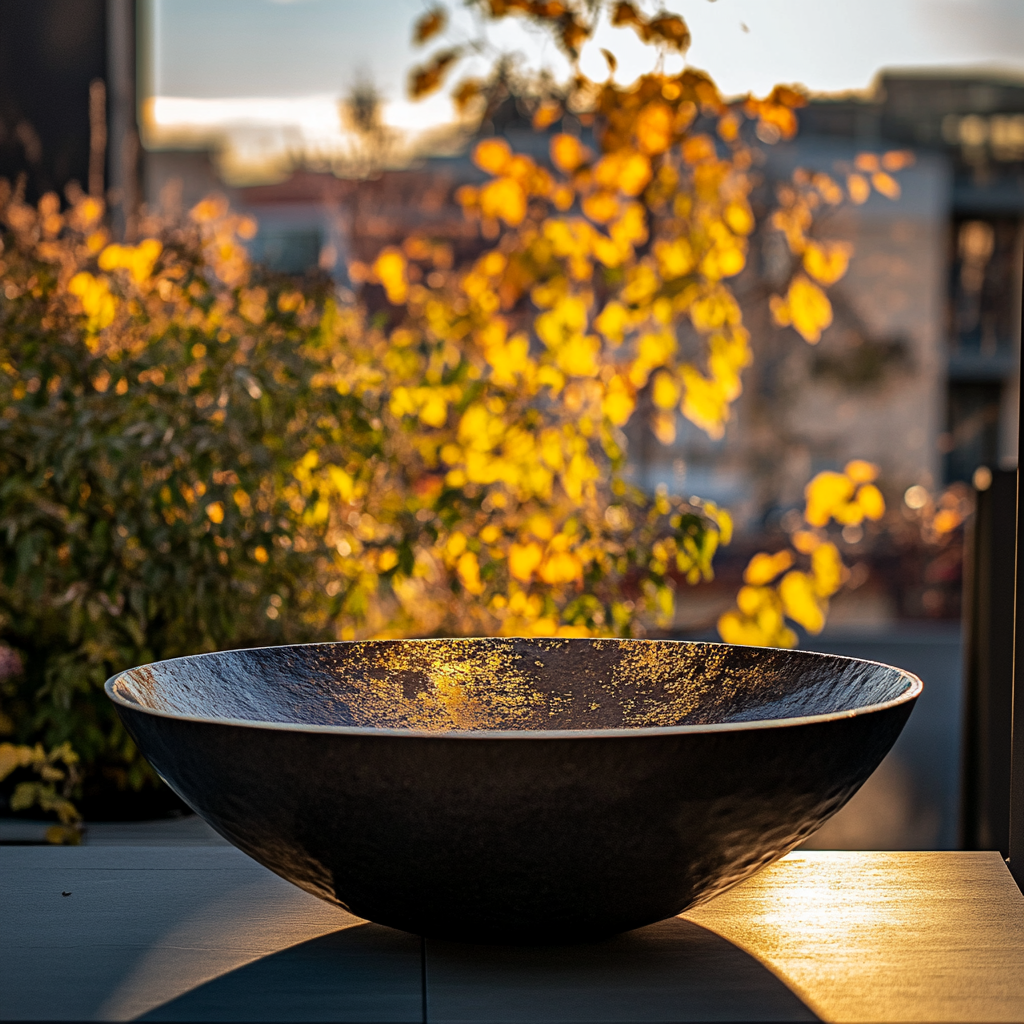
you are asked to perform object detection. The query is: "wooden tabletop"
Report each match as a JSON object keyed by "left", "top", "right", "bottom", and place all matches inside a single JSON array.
[{"left": 2, "top": 845, "right": 1022, "bottom": 1023}]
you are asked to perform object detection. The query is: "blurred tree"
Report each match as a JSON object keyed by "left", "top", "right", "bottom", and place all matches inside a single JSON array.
[
  {"left": 338, "top": 78, "right": 397, "bottom": 178},
  {"left": 404, "top": 0, "right": 905, "bottom": 645}
]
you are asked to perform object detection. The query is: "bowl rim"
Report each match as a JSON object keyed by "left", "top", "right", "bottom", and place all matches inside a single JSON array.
[{"left": 104, "top": 638, "right": 923, "bottom": 740}]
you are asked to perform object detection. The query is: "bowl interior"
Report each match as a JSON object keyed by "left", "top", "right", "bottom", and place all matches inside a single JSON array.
[{"left": 109, "top": 638, "right": 918, "bottom": 733}]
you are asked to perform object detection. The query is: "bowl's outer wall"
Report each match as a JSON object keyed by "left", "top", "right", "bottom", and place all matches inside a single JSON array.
[{"left": 114, "top": 696, "right": 915, "bottom": 940}]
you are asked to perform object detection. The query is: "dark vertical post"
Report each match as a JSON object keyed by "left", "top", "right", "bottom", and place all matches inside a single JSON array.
[
  {"left": 1011, "top": 254, "right": 1024, "bottom": 890},
  {"left": 106, "top": 0, "right": 138, "bottom": 239},
  {"left": 0, "top": 0, "right": 107, "bottom": 203},
  {"left": 961, "top": 469, "right": 1016, "bottom": 854}
]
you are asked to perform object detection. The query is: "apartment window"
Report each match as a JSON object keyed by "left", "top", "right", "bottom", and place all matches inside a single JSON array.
[{"left": 949, "top": 216, "right": 1023, "bottom": 355}]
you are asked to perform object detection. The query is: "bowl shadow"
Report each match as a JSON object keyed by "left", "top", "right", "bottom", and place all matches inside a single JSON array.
[{"left": 139, "top": 916, "right": 819, "bottom": 1023}]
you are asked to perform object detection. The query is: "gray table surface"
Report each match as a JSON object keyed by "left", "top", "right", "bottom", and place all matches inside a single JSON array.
[{"left": 3, "top": 844, "right": 1023, "bottom": 1023}]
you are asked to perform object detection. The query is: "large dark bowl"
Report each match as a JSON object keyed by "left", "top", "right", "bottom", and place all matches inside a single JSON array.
[{"left": 106, "top": 638, "right": 920, "bottom": 941}]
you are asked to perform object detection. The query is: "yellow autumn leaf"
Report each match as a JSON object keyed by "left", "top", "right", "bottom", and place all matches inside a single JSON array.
[
  {"left": 707, "top": 328, "right": 750, "bottom": 401},
  {"left": 744, "top": 549, "right": 794, "bottom": 585},
  {"left": 719, "top": 585, "right": 797, "bottom": 648},
  {"left": 700, "top": 242, "right": 746, "bottom": 281},
  {"left": 0, "top": 742, "right": 32, "bottom": 781},
  {"left": 550, "top": 134, "right": 589, "bottom": 173},
  {"left": 619, "top": 152, "right": 653, "bottom": 196},
  {"left": 791, "top": 530, "right": 821, "bottom": 554},
  {"left": 651, "top": 370, "right": 681, "bottom": 410},
  {"left": 327, "top": 466, "right": 355, "bottom": 502},
  {"left": 679, "top": 365, "right": 727, "bottom": 439},
  {"left": 486, "top": 332, "right": 531, "bottom": 386},
  {"left": 456, "top": 550, "right": 484, "bottom": 594},
  {"left": 373, "top": 248, "right": 408, "bottom": 304},
  {"left": 134, "top": 238, "right": 163, "bottom": 282},
  {"left": 813, "top": 172, "right": 844, "bottom": 205},
  {"left": 71, "top": 195, "right": 104, "bottom": 228},
  {"left": 804, "top": 470, "right": 855, "bottom": 527},
  {"left": 733, "top": 584, "right": 764, "bottom": 617},
  {"left": 390, "top": 386, "right": 416, "bottom": 418},
  {"left": 635, "top": 102, "right": 674, "bottom": 155},
  {"left": 634, "top": 329, "right": 676, "bottom": 373},
  {"left": 723, "top": 200, "right": 754, "bottom": 236},
  {"left": 856, "top": 483, "right": 885, "bottom": 520},
  {"left": 595, "top": 151, "right": 652, "bottom": 197},
  {"left": 682, "top": 134, "right": 716, "bottom": 164},
  {"left": 689, "top": 287, "right": 741, "bottom": 333},
  {"left": 718, "top": 609, "right": 770, "bottom": 647},
  {"left": 832, "top": 501, "right": 864, "bottom": 526},
  {"left": 551, "top": 184, "right": 575, "bottom": 210},
  {"left": 473, "top": 138, "right": 512, "bottom": 175},
  {"left": 556, "top": 334, "right": 600, "bottom": 377},
  {"left": 811, "top": 542, "right": 846, "bottom": 598},
  {"left": 561, "top": 450, "right": 598, "bottom": 502},
  {"left": 594, "top": 301, "right": 630, "bottom": 345},
  {"left": 651, "top": 411, "right": 676, "bottom": 445},
  {"left": 536, "top": 365, "right": 565, "bottom": 395},
  {"left": 522, "top": 514, "right": 552, "bottom": 541},
  {"left": 654, "top": 238, "right": 695, "bottom": 278},
  {"left": 99, "top": 239, "right": 163, "bottom": 283},
  {"left": 591, "top": 233, "right": 626, "bottom": 268},
  {"left": 933, "top": 508, "right": 962, "bottom": 535},
  {"left": 844, "top": 459, "right": 878, "bottom": 483},
  {"left": 418, "top": 392, "right": 448, "bottom": 428},
  {"left": 777, "top": 274, "right": 833, "bottom": 343},
  {"left": 872, "top": 171, "right": 900, "bottom": 199},
  {"left": 533, "top": 99, "right": 562, "bottom": 130},
  {"left": 847, "top": 173, "right": 870, "bottom": 204},
  {"left": 446, "top": 531, "right": 468, "bottom": 559},
  {"left": 536, "top": 295, "right": 588, "bottom": 348},
  {"left": 478, "top": 251, "right": 507, "bottom": 276},
  {"left": 581, "top": 191, "right": 620, "bottom": 224},
  {"left": 206, "top": 502, "right": 225, "bottom": 524},
  {"left": 479, "top": 177, "right": 527, "bottom": 226},
  {"left": 509, "top": 541, "right": 543, "bottom": 581},
  {"left": 67, "top": 271, "right": 116, "bottom": 329},
  {"left": 413, "top": 6, "right": 446, "bottom": 44},
  {"left": 602, "top": 374, "right": 635, "bottom": 426},
  {"left": 710, "top": 505, "right": 733, "bottom": 545},
  {"left": 802, "top": 240, "right": 852, "bottom": 286},
  {"left": 610, "top": 202, "right": 648, "bottom": 249},
  {"left": 779, "top": 570, "right": 825, "bottom": 633},
  {"left": 539, "top": 550, "right": 583, "bottom": 585}
]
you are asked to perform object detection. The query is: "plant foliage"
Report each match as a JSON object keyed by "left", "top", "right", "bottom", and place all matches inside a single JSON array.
[{"left": 0, "top": 1, "right": 908, "bottom": 817}]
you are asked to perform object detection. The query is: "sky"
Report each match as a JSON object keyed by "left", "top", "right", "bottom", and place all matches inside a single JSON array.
[{"left": 144, "top": 0, "right": 1024, "bottom": 175}]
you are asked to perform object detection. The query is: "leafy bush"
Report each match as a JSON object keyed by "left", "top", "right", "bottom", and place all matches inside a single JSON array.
[
  {"left": 0, "top": 182, "right": 725, "bottom": 810},
  {"left": 0, "top": 193, "right": 340, "bottom": 801}
]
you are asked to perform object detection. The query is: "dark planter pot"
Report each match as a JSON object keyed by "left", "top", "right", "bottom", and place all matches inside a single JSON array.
[{"left": 106, "top": 638, "right": 920, "bottom": 942}]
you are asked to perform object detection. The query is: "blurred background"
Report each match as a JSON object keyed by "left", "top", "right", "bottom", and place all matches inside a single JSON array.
[{"left": 1, "top": 0, "right": 1023, "bottom": 851}]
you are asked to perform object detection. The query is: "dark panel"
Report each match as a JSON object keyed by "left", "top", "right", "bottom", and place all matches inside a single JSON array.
[
  {"left": 0, "top": 0, "right": 106, "bottom": 201},
  {"left": 943, "top": 380, "right": 1002, "bottom": 484},
  {"left": 961, "top": 468, "right": 1016, "bottom": 854}
]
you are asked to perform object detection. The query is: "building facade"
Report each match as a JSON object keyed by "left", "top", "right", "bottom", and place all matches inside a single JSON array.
[{"left": 143, "top": 70, "right": 1024, "bottom": 526}]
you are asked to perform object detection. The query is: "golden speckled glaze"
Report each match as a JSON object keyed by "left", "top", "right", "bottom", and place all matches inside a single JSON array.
[
  {"left": 107, "top": 638, "right": 921, "bottom": 941},
  {"left": 111, "top": 636, "right": 911, "bottom": 733}
]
